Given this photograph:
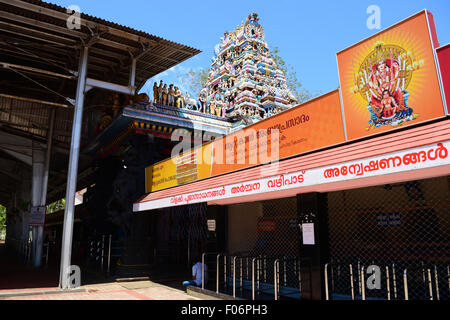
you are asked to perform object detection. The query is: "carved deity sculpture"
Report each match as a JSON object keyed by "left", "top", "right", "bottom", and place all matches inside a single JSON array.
[
  {"left": 168, "top": 84, "right": 175, "bottom": 106},
  {"left": 161, "top": 84, "right": 168, "bottom": 105},
  {"left": 152, "top": 82, "right": 158, "bottom": 104},
  {"left": 157, "top": 80, "right": 163, "bottom": 104},
  {"left": 175, "top": 86, "right": 184, "bottom": 108}
]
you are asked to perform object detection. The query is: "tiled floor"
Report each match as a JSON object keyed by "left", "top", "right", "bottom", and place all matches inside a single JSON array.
[{"left": 2, "top": 281, "right": 200, "bottom": 300}]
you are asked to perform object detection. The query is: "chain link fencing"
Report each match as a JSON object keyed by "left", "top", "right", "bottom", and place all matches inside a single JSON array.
[
  {"left": 205, "top": 197, "right": 306, "bottom": 300},
  {"left": 326, "top": 176, "right": 449, "bottom": 300}
]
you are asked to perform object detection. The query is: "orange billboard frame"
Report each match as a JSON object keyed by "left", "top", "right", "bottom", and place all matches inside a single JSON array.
[{"left": 336, "top": 10, "right": 447, "bottom": 141}]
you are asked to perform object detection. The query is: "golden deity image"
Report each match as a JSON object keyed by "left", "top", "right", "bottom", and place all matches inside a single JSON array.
[{"left": 352, "top": 41, "right": 423, "bottom": 129}]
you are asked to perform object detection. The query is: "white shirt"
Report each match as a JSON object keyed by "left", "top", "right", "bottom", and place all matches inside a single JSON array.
[{"left": 192, "top": 262, "right": 207, "bottom": 286}]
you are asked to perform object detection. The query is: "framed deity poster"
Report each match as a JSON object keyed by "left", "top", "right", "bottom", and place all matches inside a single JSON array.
[{"left": 337, "top": 10, "right": 447, "bottom": 141}]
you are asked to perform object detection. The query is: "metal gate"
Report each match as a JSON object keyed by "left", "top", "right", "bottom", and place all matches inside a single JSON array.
[
  {"left": 326, "top": 176, "right": 450, "bottom": 300},
  {"left": 155, "top": 203, "right": 208, "bottom": 267},
  {"left": 212, "top": 197, "right": 306, "bottom": 300}
]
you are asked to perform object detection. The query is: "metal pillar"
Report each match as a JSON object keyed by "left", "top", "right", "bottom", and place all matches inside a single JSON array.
[
  {"left": 41, "top": 108, "right": 55, "bottom": 206},
  {"left": 31, "top": 88, "right": 56, "bottom": 268},
  {"left": 59, "top": 46, "right": 88, "bottom": 289},
  {"left": 31, "top": 142, "right": 45, "bottom": 268}
]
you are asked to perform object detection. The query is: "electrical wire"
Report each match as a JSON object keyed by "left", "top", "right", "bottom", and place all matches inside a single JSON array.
[{"left": 3, "top": 65, "right": 73, "bottom": 104}]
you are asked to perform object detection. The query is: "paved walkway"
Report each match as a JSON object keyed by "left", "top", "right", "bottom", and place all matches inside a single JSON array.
[
  {"left": 0, "top": 280, "right": 201, "bottom": 300},
  {"left": 0, "top": 243, "right": 203, "bottom": 300}
]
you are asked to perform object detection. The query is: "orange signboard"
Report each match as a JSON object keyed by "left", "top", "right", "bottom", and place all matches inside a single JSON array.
[
  {"left": 211, "top": 90, "right": 346, "bottom": 176},
  {"left": 337, "top": 10, "right": 446, "bottom": 141}
]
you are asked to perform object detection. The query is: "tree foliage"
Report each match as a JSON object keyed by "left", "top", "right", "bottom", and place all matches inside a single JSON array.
[
  {"left": 182, "top": 68, "right": 209, "bottom": 98},
  {"left": 0, "top": 205, "right": 6, "bottom": 233},
  {"left": 269, "top": 46, "right": 312, "bottom": 103},
  {"left": 46, "top": 198, "right": 65, "bottom": 214}
]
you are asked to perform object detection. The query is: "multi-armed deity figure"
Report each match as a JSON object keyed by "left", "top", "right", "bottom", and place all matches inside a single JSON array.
[{"left": 352, "top": 41, "right": 421, "bottom": 128}]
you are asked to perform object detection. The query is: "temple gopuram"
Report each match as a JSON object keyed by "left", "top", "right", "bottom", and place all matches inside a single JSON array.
[
  {"left": 203, "top": 13, "right": 298, "bottom": 129},
  {"left": 149, "top": 13, "right": 299, "bottom": 131}
]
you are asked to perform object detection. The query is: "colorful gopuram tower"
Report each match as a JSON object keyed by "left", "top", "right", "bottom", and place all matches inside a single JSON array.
[{"left": 203, "top": 13, "right": 299, "bottom": 128}]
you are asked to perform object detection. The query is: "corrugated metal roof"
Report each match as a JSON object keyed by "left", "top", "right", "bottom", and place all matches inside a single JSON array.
[
  {"left": 0, "top": 0, "right": 201, "bottom": 92},
  {"left": 0, "top": 0, "right": 201, "bottom": 205}
]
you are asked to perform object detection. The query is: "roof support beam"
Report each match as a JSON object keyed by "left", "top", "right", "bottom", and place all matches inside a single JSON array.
[
  {"left": 0, "top": 93, "right": 71, "bottom": 108},
  {"left": 0, "top": 20, "right": 77, "bottom": 46},
  {"left": 0, "top": 62, "right": 76, "bottom": 80},
  {"left": 85, "top": 77, "right": 135, "bottom": 96}
]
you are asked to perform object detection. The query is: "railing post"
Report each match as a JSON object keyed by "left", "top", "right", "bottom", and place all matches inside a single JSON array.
[
  {"left": 403, "top": 269, "right": 408, "bottom": 300},
  {"left": 257, "top": 257, "right": 260, "bottom": 291},
  {"left": 357, "top": 260, "right": 361, "bottom": 295},
  {"left": 331, "top": 261, "right": 335, "bottom": 292},
  {"left": 434, "top": 265, "right": 440, "bottom": 300},
  {"left": 246, "top": 257, "right": 249, "bottom": 282},
  {"left": 361, "top": 266, "right": 366, "bottom": 300},
  {"left": 202, "top": 252, "right": 206, "bottom": 290},
  {"left": 427, "top": 269, "right": 433, "bottom": 300},
  {"left": 27, "top": 240, "right": 31, "bottom": 264},
  {"left": 274, "top": 259, "right": 279, "bottom": 300},
  {"left": 100, "top": 235, "right": 105, "bottom": 272},
  {"left": 107, "top": 235, "right": 112, "bottom": 275},
  {"left": 216, "top": 253, "right": 221, "bottom": 294},
  {"left": 386, "top": 266, "right": 391, "bottom": 300},
  {"left": 392, "top": 263, "right": 398, "bottom": 299},
  {"left": 447, "top": 265, "right": 450, "bottom": 291},
  {"left": 324, "top": 263, "right": 329, "bottom": 300},
  {"left": 233, "top": 256, "right": 237, "bottom": 298},
  {"left": 263, "top": 255, "right": 267, "bottom": 283},
  {"left": 349, "top": 264, "right": 355, "bottom": 300},
  {"left": 240, "top": 257, "right": 243, "bottom": 291},
  {"left": 45, "top": 243, "right": 49, "bottom": 266},
  {"left": 252, "top": 258, "right": 256, "bottom": 300},
  {"left": 224, "top": 255, "right": 227, "bottom": 288},
  {"left": 298, "top": 257, "right": 302, "bottom": 293},
  {"left": 421, "top": 261, "right": 426, "bottom": 283}
]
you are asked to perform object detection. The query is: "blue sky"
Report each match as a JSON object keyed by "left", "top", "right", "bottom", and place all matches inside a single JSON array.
[{"left": 53, "top": 0, "right": 450, "bottom": 97}]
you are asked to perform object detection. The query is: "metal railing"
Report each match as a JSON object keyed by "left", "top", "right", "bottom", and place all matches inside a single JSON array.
[
  {"left": 6, "top": 238, "right": 51, "bottom": 266},
  {"left": 324, "top": 261, "right": 448, "bottom": 300},
  {"left": 325, "top": 262, "right": 396, "bottom": 300},
  {"left": 204, "top": 252, "right": 308, "bottom": 300},
  {"left": 402, "top": 265, "right": 444, "bottom": 301},
  {"left": 42, "top": 242, "right": 49, "bottom": 267},
  {"left": 201, "top": 252, "right": 218, "bottom": 290},
  {"left": 88, "top": 234, "right": 118, "bottom": 275}
]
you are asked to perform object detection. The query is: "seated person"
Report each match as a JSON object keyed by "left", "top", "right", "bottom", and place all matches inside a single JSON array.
[{"left": 182, "top": 255, "right": 208, "bottom": 289}]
